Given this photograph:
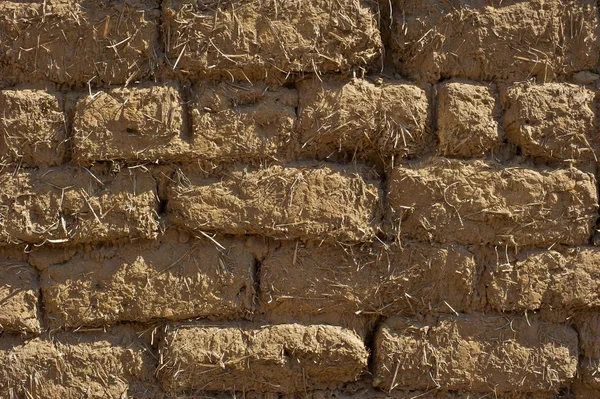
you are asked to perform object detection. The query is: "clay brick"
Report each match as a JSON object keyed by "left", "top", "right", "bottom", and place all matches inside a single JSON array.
[
  {"left": 158, "top": 323, "right": 368, "bottom": 393},
  {"left": 190, "top": 82, "right": 298, "bottom": 162},
  {"left": 0, "top": 261, "right": 40, "bottom": 334},
  {"left": 41, "top": 230, "right": 254, "bottom": 328},
  {"left": 0, "top": 1, "right": 160, "bottom": 86},
  {"left": 388, "top": 0, "right": 599, "bottom": 83},
  {"left": 167, "top": 164, "right": 381, "bottom": 242},
  {"left": 437, "top": 81, "right": 502, "bottom": 157},
  {"left": 487, "top": 248, "right": 600, "bottom": 313},
  {"left": 297, "top": 78, "right": 430, "bottom": 162},
  {"left": 372, "top": 315, "right": 578, "bottom": 392},
  {"left": 0, "top": 89, "right": 67, "bottom": 166},
  {"left": 504, "top": 83, "right": 597, "bottom": 166},
  {"left": 387, "top": 159, "right": 597, "bottom": 247},
  {"left": 0, "top": 328, "right": 155, "bottom": 399},
  {"left": 260, "top": 241, "right": 476, "bottom": 318},
  {"left": 0, "top": 165, "right": 158, "bottom": 245},
  {"left": 73, "top": 83, "right": 189, "bottom": 164},
  {"left": 162, "top": 0, "right": 381, "bottom": 77}
]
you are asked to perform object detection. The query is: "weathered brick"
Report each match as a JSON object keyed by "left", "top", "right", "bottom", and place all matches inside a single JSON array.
[
  {"left": 158, "top": 323, "right": 368, "bottom": 393},
  {"left": 297, "top": 77, "right": 430, "bottom": 162},
  {"left": 0, "top": 89, "right": 67, "bottom": 166},
  {"left": 162, "top": 0, "right": 381, "bottom": 77},
  {"left": 72, "top": 83, "right": 189, "bottom": 164},
  {"left": 0, "top": 328, "right": 155, "bottom": 399},
  {"left": 437, "top": 81, "right": 502, "bottom": 158},
  {"left": 387, "top": 0, "right": 599, "bottom": 83},
  {"left": 0, "top": 261, "right": 40, "bottom": 334},
  {"left": 261, "top": 241, "right": 476, "bottom": 318},
  {"left": 504, "top": 83, "right": 597, "bottom": 166},
  {"left": 41, "top": 230, "right": 254, "bottom": 328},
  {"left": 167, "top": 164, "right": 381, "bottom": 242},
  {"left": 0, "top": 165, "right": 158, "bottom": 245},
  {"left": 0, "top": 0, "right": 160, "bottom": 86},
  {"left": 387, "top": 159, "right": 597, "bottom": 247},
  {"left": 373, "top": 315, "right": 578, "bottom": 392},
  {"left": 487, "top": 248, "right": 600, "bottom": 313},
  {"left": 190, "top": 82, "right": 298, "bottom": 162}
]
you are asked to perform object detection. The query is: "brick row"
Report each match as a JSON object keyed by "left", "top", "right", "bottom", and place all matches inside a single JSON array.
[
  {"left": 14, "top": 238, "right": 600, "bottom": 332},
  {"left": 0, "top": 316, "right": 585, "bottom": 396},
  {"left": 3, "top": 80, "right": 598, "bottom": 168},
  {"left": 386, "top": 0, "right": 599, "bottom": 83}
]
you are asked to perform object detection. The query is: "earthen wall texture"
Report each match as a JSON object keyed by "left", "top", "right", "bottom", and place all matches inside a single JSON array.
[{"left": 1, "top": 0, "right": 600, "bottom": 398}]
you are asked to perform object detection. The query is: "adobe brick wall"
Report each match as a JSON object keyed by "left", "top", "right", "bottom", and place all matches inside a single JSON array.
[{"left": 1, "top": 0, "right": 600, "bottom": 398}]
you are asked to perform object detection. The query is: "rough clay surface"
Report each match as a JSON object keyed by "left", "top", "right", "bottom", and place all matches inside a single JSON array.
[
  {"left": 41, "top": 230, "right": 254, "bottom": 328},
  {"left": 297, "top": 77, "right": 431, "bottom": 163},
  {"left": 73, "top": 83, "right": 188, "bottom": 164},
  {"left": 437, "top": 81, "right": 502, "bottom": 157},
  {"left": 0, "top": 89, "right": 68, "bottom": 166},
  {"left": 261, "top": 241, "right": 477, "bottom": 319},
  {"left": 373, "top": 315, "right": 579, "bottom": 392},
  {"left": 0, "top": 0, "right": 160, "bottom": 86},
  {"left": 486, "top": 247, "right": 600, "bottom": 314},
  {"left": 0, "top": 166, "right": 158, "bottom": 245},
  {"left": 504, "top": 82, "right": 598, "bottom": 166},
  {"left": 0, "top": 327, "right": 156, "bottom": 399},
  {"left": 162, "top": 0, "right": 382, "bottom": 78},
  {"left": 191, "top": 82, "right": 298, "bottom": 162},
  {"left": 0, "top": 261, "right": 40, "bottom": 334},
  {"left": 387, "top": 0, "right": 600, "bottom": 83},
  {"left": 158, "top": 323, "right": 368, "bottom": 393},
  {"left": 388, "top": 159, "right": 598, "bottom": 247},
  {"left": 168, "top": 164, "right": 381, "bottom": 242},
  {"left": 1, "top": 0, "right": 600, "bottom": 397}
]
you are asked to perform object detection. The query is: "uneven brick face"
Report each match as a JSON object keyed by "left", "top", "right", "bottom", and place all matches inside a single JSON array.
[
  {"left": 41, "top": 230, "right": 254, "bottom": 328},
  {"left": 260, "top": 241, "right": 476, "bottom": 318},
  {"left": 0, "top": 328, "right": 156, "bottom": 399},
  {"left": 0, "top": 166, "right": 158, "bottom": 245},
  {"left": 387, "top": 160, "right": 598, "bottom": 247},
  {"left": 162, "top": 0, "right": 381, "bottom": 77},
  {"left": 437, "top": 82, "right": 502, "bottom": 157},
  {"left": 73, "top": 83, "right": 188, "bottom": 164},
  {"left": 504, "top": 83, "right": 597, "bottom": 166},
  {"left": 167, "top": 164, "right": 381, "bottom": 242},
  {"left": 0, "top": 1, "right": 160, "bottom": 86},
  {"left": 298, "top": 78, "right": 430, "bottom": 162},
  {"left": 158, "top": 323, "right": 368, "bottom": 393},
  {"left": 372, "top": 315, "right": 579, "bottom": 392},
  {"left": 487, "top": 248, "right": 600, "bottom": 313},
  {"left": 0, "top": 89, "right": 67, "bottom": 166},
  {"left": 0, "top": 261, "right": 40, "bottom": 334},
  {"left": 191, "top": 82, "right": 298, "bottom": 162},
  {"left": 388, "top": 0, "right": 599, "bottom": 82}
]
